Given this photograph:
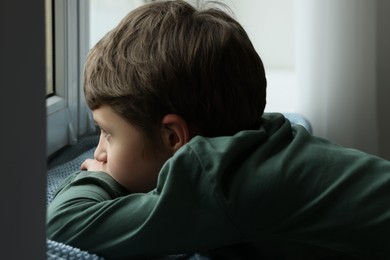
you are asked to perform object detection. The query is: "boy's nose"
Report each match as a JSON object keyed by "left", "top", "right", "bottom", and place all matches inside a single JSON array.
[{"left": 94, "top": 137, "right": 107, "bottom": 162}]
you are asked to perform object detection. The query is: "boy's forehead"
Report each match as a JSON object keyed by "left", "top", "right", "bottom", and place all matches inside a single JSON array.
[
  {"left": 92, "top": 106, "right": 112, "bottom": 125},
  {"left": 92, "top": 105, "right": 129, "bottom": 129}
]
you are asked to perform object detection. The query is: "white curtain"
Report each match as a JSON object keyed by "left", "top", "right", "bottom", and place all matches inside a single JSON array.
[{"left": 294, "top": 0, "right": 390, "bottom": 158}]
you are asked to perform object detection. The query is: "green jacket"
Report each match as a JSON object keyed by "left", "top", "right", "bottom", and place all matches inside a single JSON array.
[{"left": 47, "top": 113, "right": 390, "bottom": 259}]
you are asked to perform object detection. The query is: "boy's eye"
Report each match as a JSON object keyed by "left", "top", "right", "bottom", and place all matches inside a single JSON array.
[{"left": 100, "top": 128, "right": 111, "bottom": 139}]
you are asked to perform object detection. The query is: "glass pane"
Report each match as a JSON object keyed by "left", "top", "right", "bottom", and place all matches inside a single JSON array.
[
  {"left": 45, "top": 0, "right": 54, "bottom": 96},
  {"left": 89, "top": 0, "right": 146, "bottom": 48}
]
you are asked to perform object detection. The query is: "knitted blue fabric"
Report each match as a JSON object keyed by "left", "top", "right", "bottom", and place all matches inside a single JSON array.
[
  {"left": 47, "top": 136, "right": 101, "bottom": 259},
  {"left": 46, "top": 113, "right": 312, "bottom": 259},
  {"left": 283, "top": 112, "right": 313, "bottom": 134},
  {"left": 47, "top": 239, "right": 103, "bottom": 260}
]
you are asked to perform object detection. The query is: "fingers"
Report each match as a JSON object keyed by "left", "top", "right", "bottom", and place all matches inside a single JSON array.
[
  {"left": 80, "top": 158, "right": 102, "bottom": 171},
  {"left": 80, "top": 158, "right": 90, "bottom": 170}
]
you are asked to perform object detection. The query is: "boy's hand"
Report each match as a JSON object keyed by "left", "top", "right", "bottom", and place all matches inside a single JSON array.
[{"left": 80, "top": 159, "right": 107, "bottom": 172}]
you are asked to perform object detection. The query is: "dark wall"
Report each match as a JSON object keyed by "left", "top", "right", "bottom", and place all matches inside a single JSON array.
[
  {"left": 377, "top": 0, "right": 390, "bottom": 160},
  {"left": 0, "top": 0, "right": 46, "bottom": 259}
]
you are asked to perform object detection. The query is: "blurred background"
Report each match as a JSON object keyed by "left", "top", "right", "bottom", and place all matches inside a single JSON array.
[{"left": 56, "top": 0, "right": 390, "bottom": 159}]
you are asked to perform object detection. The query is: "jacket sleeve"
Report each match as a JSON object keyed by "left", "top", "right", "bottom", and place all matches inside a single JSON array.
[
  {"left": 46, "top": 149, "right": 243, "bottom": 259},
  {"left": 207, "top": 123, "right": 390, "bottom": 259}
]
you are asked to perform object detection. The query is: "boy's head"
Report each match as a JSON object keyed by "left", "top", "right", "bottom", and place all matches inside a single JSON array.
[{"left": 84, "top": 0, "right": 267, "bottom": 143}]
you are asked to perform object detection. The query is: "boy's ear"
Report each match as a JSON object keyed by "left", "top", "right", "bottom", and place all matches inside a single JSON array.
[{"left": 161, "top": 114, "right": 190, "bottom": 153}]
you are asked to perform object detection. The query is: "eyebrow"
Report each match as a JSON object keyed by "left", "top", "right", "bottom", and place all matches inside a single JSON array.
[
  {"left": 93, "top": 112, "right": 104, "bottom": 125},
  {"left": 92, "top": 109, "right": 114, "bottom": 132},
  {"left": 93, "top": 117, "right": 107, "bottom": 129},
  {"left": 93, "top": 117, "right": 101, "bottom": 126},
  {"left": 94, "top": 119, "right": 105, "bottom": 128}
]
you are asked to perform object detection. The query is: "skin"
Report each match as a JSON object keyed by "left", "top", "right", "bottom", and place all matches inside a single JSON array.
[{"left": 80, "top": 105, "right": 189, "bottom": 193}]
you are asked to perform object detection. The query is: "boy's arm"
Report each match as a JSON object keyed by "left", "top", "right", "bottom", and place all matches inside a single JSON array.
[
  {"left": 47, "top": 167, "right": 242, "bottom": 259},
  {"left": 47, "top": 123, "right": 390, "bottom": 259},
  {"left": 212, "top": 123, "right": 390, "bottom": 259}
]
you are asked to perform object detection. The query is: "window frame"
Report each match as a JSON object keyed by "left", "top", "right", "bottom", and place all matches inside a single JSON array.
[{"left": 46, "top": 0, "right": 92, "bottom": 157}]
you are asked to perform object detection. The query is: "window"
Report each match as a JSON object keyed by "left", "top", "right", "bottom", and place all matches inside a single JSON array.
[
  {"left": 47, "top": 0, "right": 148, "bottom": 157},
  {"left": 92, "top": 0, "right": 296, "bottom": 114},
  {"left": 47, "top": 0, "right": 295, "bottom": 156},
  {"left": 46, "top": 0, "right": 91, "bottom": 156},
  {"left": 230, "top": 0, "right": 296, "bottom": 113},
  {"left": 89, "top": 0, "right": 146, "bottom": 48}
]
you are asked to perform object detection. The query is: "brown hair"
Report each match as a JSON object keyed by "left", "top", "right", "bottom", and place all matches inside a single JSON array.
[{"left": 84, "top": 0, "right": 266, "bottom": 140}]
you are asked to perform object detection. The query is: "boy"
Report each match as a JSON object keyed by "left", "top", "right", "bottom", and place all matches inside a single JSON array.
[{"left": 47, "top": 1, "right": 390, "bottom": 259}]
